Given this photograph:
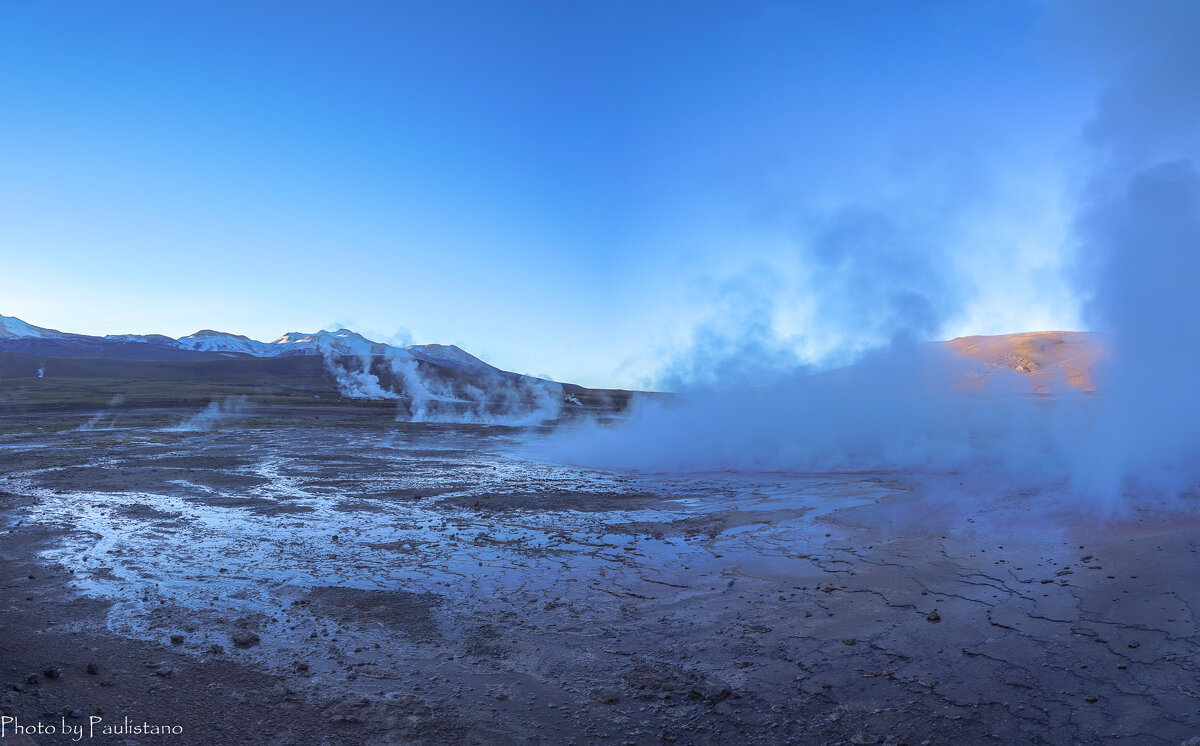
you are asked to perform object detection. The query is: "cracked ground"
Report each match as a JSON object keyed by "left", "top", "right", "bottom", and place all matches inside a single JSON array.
[{"left": 1, "top": 417, "right": 1198, "bottom": 744}]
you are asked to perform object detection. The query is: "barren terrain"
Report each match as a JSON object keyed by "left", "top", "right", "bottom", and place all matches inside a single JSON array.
[{"left": 1, "top": 402, "right": 1197, "bottom": 745}]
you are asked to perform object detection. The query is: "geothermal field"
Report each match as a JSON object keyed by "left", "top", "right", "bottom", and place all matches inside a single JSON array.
[{"left": 1, "top": 326, "right": 1198, "bottom": 745}]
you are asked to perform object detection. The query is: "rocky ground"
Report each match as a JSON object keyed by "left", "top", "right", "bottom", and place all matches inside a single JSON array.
[{"left": 1, "top": 411, "right": 1199, "bottom": 744}]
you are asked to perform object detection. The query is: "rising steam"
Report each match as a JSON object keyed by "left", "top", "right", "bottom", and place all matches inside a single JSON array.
[
  {"left": 545, "top": 1, "right": 1200, "bottom": 511},
  {"left": 321, "top": 337, "right": 562, "bottom": 426},
  {"left": 167, "top": 396, "right": 249, "bottom": 432},
  {"left": 78, "top": 395, "right": 126, "bottom": 431}
]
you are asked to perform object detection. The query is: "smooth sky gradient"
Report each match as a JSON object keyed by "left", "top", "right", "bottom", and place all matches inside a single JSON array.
[{"left": 1, "top": 1, "right": 1101, "bottom": 388}]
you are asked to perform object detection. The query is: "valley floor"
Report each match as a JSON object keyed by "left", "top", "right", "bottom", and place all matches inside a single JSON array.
[{"left": 1, "top": 412, "right": 1198, "bottom": 744}]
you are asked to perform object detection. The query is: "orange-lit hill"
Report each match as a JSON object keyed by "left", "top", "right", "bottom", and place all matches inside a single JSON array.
[{"left": 944, "top": 331, "right": 1105, "bottom": 393}]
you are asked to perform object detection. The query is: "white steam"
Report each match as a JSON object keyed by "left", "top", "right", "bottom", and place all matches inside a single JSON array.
[
  {"left": 327, "top": 350, "right": 401, "bottom": 400},
  {"left": 78, "top": 395, "right": 126, "bottom": 431},
  {"left": 544, "top": 2, "right": 1200, "bottom": 512},
  {"left": 167, "top": 396, "right": 249, "bottom": 432},
  {"left": 319, "top": 336, "right": 562, "bottom": 426}
]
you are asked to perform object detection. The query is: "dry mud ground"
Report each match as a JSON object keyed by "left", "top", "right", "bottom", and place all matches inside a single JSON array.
[{"left": 1, "top": 412, "right": 1199, "bottom": 745}]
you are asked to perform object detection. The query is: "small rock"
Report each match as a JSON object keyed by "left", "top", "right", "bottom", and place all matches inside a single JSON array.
[
  {"left": 689, "top": 677, "right": 731, "bottom": 703},
  {"left": 209, "top": 644, "right": 225, "bottom": 655},
  {"left": 1127, "top": 641, "right": 1140, "bottom": 649},
  {"left": 232, "top": 631, "right": 261, "bottom": 649},
  {"left": 918, "top": 678, "right": 936, "bottom": 688},
  {"left": 86, "top": 663, "right": 100, "bottom": 675},
  {"left": 1084, "top": 694, "right": 1098, "bottom": 703},
  {"left": 842, "top": 638, "right": 857, "bottom": 646},
  {"left": 170, "top": 634, "right": 185, "bottom": 645},
  {"left": 25, "top": 674, "right": 39, "bottom": 686},
  {"left": 67, "top": 709, "right": 83, "bottom": 719},
  {"left": 43, "top": 667, "right": 62, "bottom": 679},
  {"left": 589, "top": 688, "right": 620, "bottom": 704},
  {"left": 154, "top": 667, "right": 174, "bottom": 677},
  {"left": 850, "top": 733, "right": 881, "bottom": 745},
  {"left": 926, "top": 610, "right": 941, "bottom": 623}
]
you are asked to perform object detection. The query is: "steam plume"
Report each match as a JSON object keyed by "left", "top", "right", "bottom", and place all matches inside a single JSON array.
[{"left": 545, "top": 1, "right": 1200, "bottom": 511}]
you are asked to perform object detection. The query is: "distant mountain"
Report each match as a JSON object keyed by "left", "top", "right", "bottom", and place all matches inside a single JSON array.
[
  {"left": 0, "top": 313, "right": 632, "bottom": 419},
  {"left": 945, "top": 331, "right": 1104, "bottom": 393},
  {"left": 0, "top": 314, "right": 69, "bottom": 339},
  {"left": 0, "top": 314, "right": 507, "bottom": 366}
]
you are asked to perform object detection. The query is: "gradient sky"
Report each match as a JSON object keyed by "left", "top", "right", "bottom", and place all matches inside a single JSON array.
[{"left": 1, "top": 1, "right": 1101, "bottom": 388}]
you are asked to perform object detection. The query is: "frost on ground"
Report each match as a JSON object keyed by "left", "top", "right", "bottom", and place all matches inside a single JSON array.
[{"left": 1, "top": 422, "right": 1197, "bottom": 745}]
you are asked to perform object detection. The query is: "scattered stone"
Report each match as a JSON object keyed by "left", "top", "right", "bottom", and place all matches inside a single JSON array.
[
  {"left": 850, "top": 733, "right": 881, "bottom": 745},
  {"left": 85, "top": 663, "right": 99, "bottom": 675},
  {"left": 25, "top": 674, "right": 39, "bottom": 686},
  {"left": 1128, "top": 641, "right": 1140, "bottom": 649},
  {"left": 689, "top": 677, "right": 731, "bottom": 703},
  {"left": 232, "top": 631, "right": 261, "bottom": 649},
  {"left": 842, "top": 638, "right": 857, "bottom": 646},
  {"left": 209, "top": 644, "right": 225, "bottom": 655},
  {"left": 154, "top": 667, "right": 174, "bottom": 677},
  {"left": 918, "top": 679, "right": 936, "bottom": 688},
  {"left": 589, "top": 688, "right": 621, "bottom": 704},
  {"left": 926, "top": 609, "right": 941, "bottom": 623},
  {"left": 1084, "top": 694, "right": 1098, "bottom": 703},
  {"left": 67, "top": 709, "right": 83, "bottom": 719},
  {"left": 170, "top": 634, "right": 185, "bottom": 645},
  {"left": 43, "top": 667, "right": 62, "bottom": 680}
]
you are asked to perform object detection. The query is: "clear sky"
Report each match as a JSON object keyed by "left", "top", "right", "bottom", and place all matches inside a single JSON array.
[{"left": 1, "top": 1, "right": 1102, "bottom": 388}]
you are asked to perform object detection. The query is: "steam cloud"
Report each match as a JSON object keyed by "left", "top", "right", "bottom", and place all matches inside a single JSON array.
[
  {"left": 545, "top": 1, "right": 1200, "bottom": 512},
  {"left": 78, "top": 395, "right": 126, "bottom": 431},
  {"left": 167, "top": 396, "right": 249, "bottom": 432},
  {"left": 322, "top": 339, "right": 562, "bottom": 426}
]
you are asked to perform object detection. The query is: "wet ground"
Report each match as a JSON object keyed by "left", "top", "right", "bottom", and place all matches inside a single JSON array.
[{"left": 2, "top": 417, "right": 1199, "bottom": 744}]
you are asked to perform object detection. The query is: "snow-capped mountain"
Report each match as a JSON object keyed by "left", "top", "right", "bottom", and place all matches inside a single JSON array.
[
  {"left": 269, "top": 329, "right": 391, "bottom": 357},
  {"left": 405, "top": 343, "right": 505, "bottom": 378},
  {"left": 0, "top": 314, "right": 505, "bottom": 370},
  {"left": 105, "top": 333, "right": 182, "bottom": 346},
  {"left": 0, "top": 314, "right": 68, "bottom": 339},
  {"left": 176, "top": 330, "right": 281, "bottom": 357}
]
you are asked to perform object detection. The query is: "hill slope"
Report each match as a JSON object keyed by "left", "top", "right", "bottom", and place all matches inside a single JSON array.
[{"left": 944, "top": 331, "right": 1104, "bottom": 393}]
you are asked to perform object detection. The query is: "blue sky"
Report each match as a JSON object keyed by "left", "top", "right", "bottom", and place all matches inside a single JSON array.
[{"left": 1, "top": 1, "right": 1101, "bottom": 387}]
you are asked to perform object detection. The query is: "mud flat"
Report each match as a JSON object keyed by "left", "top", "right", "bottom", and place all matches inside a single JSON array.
[{"left": 1, "top": 415, "right": 1199, "bottom": 744}]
